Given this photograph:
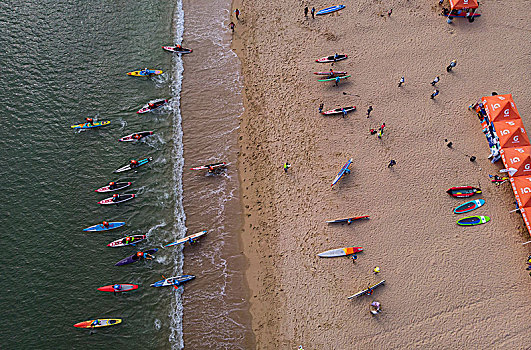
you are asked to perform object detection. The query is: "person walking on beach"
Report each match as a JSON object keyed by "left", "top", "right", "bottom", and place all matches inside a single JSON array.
[
  {"left": 373, "top": 266, "right": 381, "bottom": 274},
  {"left": 378, "top": 123, "right": 386, "bottom": 139},
  {"left": 342, "top": 108, "right": 347, "bottom": 118},
  {"left": 388, "top": 159, "right": 396, "bottom": 168},
  {"left": 335, "top": 76, "right": 340, "bottom": 87},
  {"left": 304, "top": 7, "right": 308, "bottom": 17},
  {"left": 319, "top": 103, "right": 324, "bottom": 113},
  {"left": 367, "top": 105, "right": 373, "bottom": 118},
  {"left": 387, "top": 9, "right": 392, "bottom": 16},
  {"left": 446, "top": 59, "right": 457, "bottom": 72},
  {"left": 430, "top": 89, "right": 440, "bottom": 99},
  {"left": 352, "top": 254, "right": 358, "bottom": 264},
  {"left": 234, "top": 9, "right": 240, "bottom": 20},
  {"left": 283, "top": 162, "right": 291, "bottom": 173},
  {"left": 229, "top": 22, "right": 235, "bottom": 32},
  {"left": 431, "top": 76, "right": 440, "bottom": 86},
  {"left": 398, "top": 76, "right": 404, "bottom": 87},
  {"left": 311, "top": 7, "right": 315, "bottom": 18}
]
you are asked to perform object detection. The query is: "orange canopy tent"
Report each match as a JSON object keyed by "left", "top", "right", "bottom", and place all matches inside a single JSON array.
[
  {"left": 450, "top": 0, "right": 478, "bottom": 10},
  {"left": 481, "top": 94, "right": 521, "bottom": 122},
  {"left": 510, "top": 177, "right": 531, "bottom": 235},
  {"left": 492, "top": 119, "right": 530, "bottom": 149},
  {"left": 500, "top": 146, "right": 531, "bottom": 177}
]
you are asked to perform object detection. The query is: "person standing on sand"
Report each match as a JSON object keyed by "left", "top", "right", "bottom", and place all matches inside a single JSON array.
[
  {"left": 430, "top": 89, "right": 439, "bottom": 99},
  {"left": 235, "top": 9, "right": 240, "bottom": 20},
  {"left": 352, "top": 254, "right": 358, "bottom": 263},
  {"left": 311, "top": 7, "right": 315, "bottom": 18},
  {"left": 304, "top": 7, "right": 308, "bottom": 17},
  {"left": 378, "top": 123, "right": 386, "bottom": 139},
  {"left": 283, "top": 162, "right": 291, "bottom": 173},
  {"left": 342, "top": 108, "right": 347, "bottom": 117},
  {"left": 446, "top": 59, "right": 457, "bottom": 72},
  {"left": 388, "top": 160, "right": 396, "bottom": 168},
  {"left": 388, "top": 9, "right": 392, "bottom": 16},
  {"left": 374, "top": 266, "right": 380, "bottom": 274},
  {"left": 398, "top": 76, "right": 404, "bottom": 87},
  {"left": 335, "top": 76, "right": 340, "bottom": 87},
  {"left": 431, "top": 76, "right": 440, "bottom": 86},
  {"left": 319, "top": 103, "right": 324, "bottom": 113},
  {"left": 367, "top": 105, "right": 373, "bottom": 118},
  {"left": 229, "top": 22, "right": 235, "bottom": 32}
]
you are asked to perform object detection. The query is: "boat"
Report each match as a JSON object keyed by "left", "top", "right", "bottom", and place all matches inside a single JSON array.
[
  {"left": 83, "top": 222, "right": 125, "bottom": 232},
  {"left": 74, "top": 319, "right": 122, "bottom": 328},
  {"left": 316, "top": 5, "right": 345, "bottom": 15},
  {"left": 321, "top": 106, "right": 356, "bottom": 115},
  {"left": 107, "top": 235, "right": 147, "bottom": 247},
  {"left": 71, "top": 120, "right": 110, "bottom": 129},
  {"left": 97, "top": 284, "right": 138, "bottom": 293},
  {"left": 190, "top": 162, "right": 227, "bottom": 171},
  {"left": 115, "top": 249, "right": 158, "bottom": 266},
  {"left": 326, "top": 215, "right": 369, "bottom": 224},
  {"left": 137, "top": 99, "right": 169, "bottom": 114},
  {"left": 456, "top": 215, "right": 490, "bottom": 226},
  {"left": 165, "top": 230, "right": 207, "bottom": 247},
  {"left": 95, "top": 182, "right": 132, "bottom": 193},
  {"left": 453, "top": 199, "right": 485, "bottom": 214},
  {"left": 316, "top": 54, "right": 348, "bottom": 63},
  {"left": 119, "top": 131, "right": 154, "bottom": 142},
  {"left": 127, "top": 69, "right": 163, "bottom": 77},
  {"left": 162, "top": 46, "right": 193, "bottom": 54},
  {"left": 151, "top": 275, "right": 195, "bottom": 288},
  {"left": 318, "top": 247, "right": 363, "bottom": 258},
  {"left": 446, "top": 186, "right": 481, "bottom": 198},
  {"left": 318, "top": 75, "right": 351, "bottom": 82},
  {"left": 331, "top": 158, "right": 353, "bottom": 186},
  {"left": 314, "top": 71, "right": 347, "bottom": 76},
  {"left": 98, "top": 194, "right": 135, "bottom": 205},
  {"left": 113, "top": 157, "right": 153, "bottom": 173},
  {"left": 347, "top": 280, "right": 385, "bottom": 299}
]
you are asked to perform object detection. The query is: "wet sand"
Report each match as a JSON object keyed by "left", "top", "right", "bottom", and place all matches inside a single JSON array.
[{"left": 233, "top": 0, "right": 531, "bottom": 348}]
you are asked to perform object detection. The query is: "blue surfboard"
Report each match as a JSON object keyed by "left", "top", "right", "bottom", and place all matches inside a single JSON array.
[
  {"left": 316, "top": 5, "right": 345, "bottom": 15},
  {"left": 453, "top": 199, "right": 485, "bottom": 214},
  {"left": 83, "top": 222, "right": 125, "bottom": 232},
  {"left": 331, "top": 158, "right": 352, "bottom": 187}
]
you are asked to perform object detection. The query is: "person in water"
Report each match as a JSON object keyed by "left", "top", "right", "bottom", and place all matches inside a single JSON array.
[{"left": 130, "top": 159, "right": 139, "bottom": 168}]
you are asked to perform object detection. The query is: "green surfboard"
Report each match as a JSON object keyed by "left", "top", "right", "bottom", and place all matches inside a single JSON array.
[{"left": 318, "top": 75, "right": 351, "bottom": 82}]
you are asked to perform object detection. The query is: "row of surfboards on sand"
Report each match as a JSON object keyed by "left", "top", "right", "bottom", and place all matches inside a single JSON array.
[{"left": 447, "top": 186, "right": 490, "bottom": 226}]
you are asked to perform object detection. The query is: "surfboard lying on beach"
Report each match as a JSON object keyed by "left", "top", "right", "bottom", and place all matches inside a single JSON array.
[
  {"left": 316, "top": 5, "right": 345, "bottom": 15},
  {"left": 347, "top": 280, "right": 385, "bottom": 299},
  {"left": 318, "top": 75, "right": 351, "bottom": 82},
  {"left": 326, "top": 216, "right": 369, "bottom": 224},
  {"left": 453, "top": 199, "right": 485, "bottom": 214},
  {"left": 456, "top": 215, "right": 490, "bottom": 226},
  {"left": 318, "top": 247, "right": 363, "bottom": 258},
  {"left": 331, "top": 158, "right": 352, "bottom": 186}
]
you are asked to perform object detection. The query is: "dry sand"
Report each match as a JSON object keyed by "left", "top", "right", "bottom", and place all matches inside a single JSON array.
[{"left": 231, "top": 0, "right": 531, "bottom": 348}]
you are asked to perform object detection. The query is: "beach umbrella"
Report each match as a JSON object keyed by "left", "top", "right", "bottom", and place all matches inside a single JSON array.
[
  {"left": 481, "top": 94, "right": 520, "bottom": 123},
  {"left": 449, "top": 0, "right": 478, "bottom": 10},
  {"left": 492, "top": 119, "right": 530, "bottom": 149},
  {"left": 500, "top": 146, "right": 531, "bottom": 177}
]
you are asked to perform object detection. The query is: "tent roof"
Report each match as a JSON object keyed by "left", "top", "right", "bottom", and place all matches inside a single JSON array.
[
  {"left": 493, "top": 119, "right": 530, "bottom": 149},
  {"left": 450, "top": 0, "right": 479, "bottom": 9},
  {"left": 481, "top": 94, "right": 520, "bottom": 122},
  {"left": 500, "top": 146, "right": 531, "bottom": 177},
  {"left": 510, "top": 176, "right": 531, "bottom": 208},
  {"left": 517, "top": 207, "right": 531, "bottom": 236}
]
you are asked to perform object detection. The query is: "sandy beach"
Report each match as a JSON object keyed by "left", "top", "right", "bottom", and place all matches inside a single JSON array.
[{"left": 231, "top": 0, "right": 531, "bottom": 348}]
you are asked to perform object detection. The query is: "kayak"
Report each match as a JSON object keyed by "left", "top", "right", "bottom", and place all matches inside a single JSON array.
[
  {"left": 95, "top": 182, "right": 132, "bottom": 193},
  {"left": 127, "top": 69, "right": 163, "bottom": 77},
  {"left": 457, "top": 215, "right": 490, "bottom": 226},
  {"left": 190, "top": 162, "right": 227, "bottom": 171},
  {"left": 98, "top": 194, "right": 135, "bottom": 205},
  {"left": 347, "top": 280, "right": 385, "bottom": 299},
  {"left": 453, "top": 199, "right": 485, "bottom": 214},
  {"left": 316, "top": 54, "right": 348, "bottom": 63},
  {"left": 318, "top": 75, "right": 351, "bottom": 82},
  {"left": 83, "top": 222, "right": 125, "bottom": 232},
  {"left": 318, "top": 247, "right": 363, "bottom": 258},
  {"left": 162, "top": 46, "right": 193, "bottom": 54},
  {"left": 137, "top": 99, "right": 169, "bottom": 114},
  {"left": 151, "top": 275, "right": 195, "bottom": 288},
  {"left": 165, "top": 230, "right": 208, "bottom": 247},
  {"left": 74, "top": 319, "right": 122, "bottom": 328},
  {"left": 332, "top": 158, "right": 353, "bottom": 186},
  {"left": 119, "top": 131, "right": 154, "bottom": 142},
  {"left": 71, "top": 120, "right": 110, "bottom": 129},
  {"left": 322, "top": 106, "right": 356, "bottom": 115},
  {"left": 115, "top": 248, "right": 158, "bottom": 266},
  {"left": 113, "top": 157, "right": 153, "bottom": 173},
  {"left": 314, "top": 71, "right": 347, "bottom": 76},
  {"left": 447, "top": 186, "right": 481, "bottom": 198},
  {"left": 316, "top": 5, "right": 345, "bottom": 16},
  {"left": 107, "top": 235, "right": 147, "bottom": 247},
  {"left": 326, "top": 215, "right": 369, "bottom": 224},
  {"left": 97, "top": 284, "right": 139, "bottom": 293}
]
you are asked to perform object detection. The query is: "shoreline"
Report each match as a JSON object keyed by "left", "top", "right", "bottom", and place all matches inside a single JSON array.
[{"left": 233, "top": 0, "right": 531, "bottom": 348}]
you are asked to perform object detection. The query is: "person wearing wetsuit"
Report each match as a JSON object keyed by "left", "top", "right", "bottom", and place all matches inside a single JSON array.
[{"left": 112, "top": 194, "right": 120, "bottom": 202}]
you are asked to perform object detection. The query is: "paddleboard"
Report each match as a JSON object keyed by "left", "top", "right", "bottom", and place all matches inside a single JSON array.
[
  {"left": 322, "top": 106, "right": 356, "bottom": 115},
  {"left": 190, "top": 162, "right": 227, "bottom": 171},
  {"left": 316, "top": 54, "right": 348, "bottom": 63},
  {"left": 318, "top": 75, "right": 351, "bottom": 82},
  {"left": 127, "top": 69, "right": 163, "bottom": 77},
  {"left": 95, "top": 182, "right": 132, "bottom": 193},
  {"left": 113, "top": 157, "right": 153, "bottom": 173},
  {"left": 314, "top": 71, "right": 347, "bottom": 76},
  {"left": 457, "top": 215, "right": 490, "bottom": 226},
  {"left": 137, "top": 99, "right": 169, "bottom": 114},
  {"left": 151, "top": 275, "right": 195, "bottom": 287},
  {"left": 107, "top": 235, "right": 147, "bottom": 247},
  {"left": 316, "top": 5, "right": 345, "bottom": 15},
  {"left": 98, "top": 194, "right": 135, "bottom": 205},
  {"left": 164, "top": 230, "right": 208, "bottom": 247},
  {"left": 331, "top": 158, "right": 353, "bottom": 186},
  {"left": 71, "top": 120, "right": 110, "bottom": 129},
  {"left": 453, "top": 199, "right": 485, "bottom": 214},
  {"left": 326, "top": 215, "right": 369, "bottom": 224},
  {"left": 162, "top": 46, "right": 193, "bottom": 54},
  {"left": 446, "top": 186, "right": 481, "bottom": 198},
  {"left": 119, "top": 131, "right": 154, "bottom": 142},
  {"left": 74, "top": 319, "right": 122, "bottom": 328},
  {"left": 347, "top": 280, "right": 385, "bottom": 299},
  {"left": 83, "top": 222, "right": 125, "bottom": 232},
  {"left": 318, "top": 247, "right": 363, "bottom": 258},
  {"left": 97, "top": 284, "right": 138, "bottom": 293}
]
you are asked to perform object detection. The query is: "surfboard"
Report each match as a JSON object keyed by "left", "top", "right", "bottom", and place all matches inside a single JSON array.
[
  {"left": 326, "top": 216, "right": 369, "bottom": 224},
  {"left": 347, "top": 280, "right": 385, "bottom": 299},
  {"left": 316, "top": 5, "right": 345, "bottom": 15},
  {"left": 318, "top": 75, "right": 351, "bottom": 82},
  {"left": 331, "top": 158, "right": 352, "bottom": 187},
  {"left": 317, "top": 247, "right": 363, "bottom": 258},
  {"left": 456, "top": 215, "right": 490, "bottom": 226},
  {"left": 164, "top": 230, "right": 208, "bottom": 247},
  {"left": 453, "top": 199, "right": 485, "bottom": 214}
]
